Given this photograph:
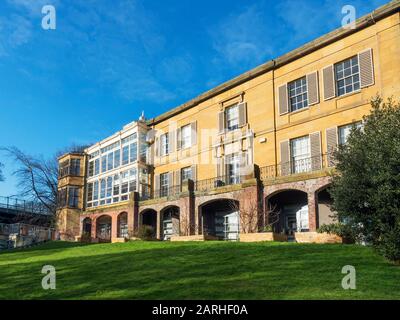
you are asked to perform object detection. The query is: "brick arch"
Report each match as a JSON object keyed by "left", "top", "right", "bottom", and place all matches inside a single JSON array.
[
  {"left": 265, "top": 187, "right": 308, "bottom": 202},
  {"left": 197, "top": 195, "right": 238, "bottom": 209}
]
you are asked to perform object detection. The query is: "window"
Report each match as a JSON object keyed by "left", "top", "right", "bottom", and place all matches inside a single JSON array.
[
  {"left": 113, "top": 174, "right": 120, "bottom": 197},
  {"left": 130, "top": 142, "right": 137, "bottom": 162},
  {"left": 114, "top": 150, "right": 120, "bottom": 168},
  {"left": 93, "top": 181, "right": 99, "bottom": 201},
  {"left": 94, "top": 158, "right": 100, "bottom": 175},
  {"left": 106, "top": 177, "right": 113, "bottom": 198},
  {"left": 121, "top": 171, "right": 129, "bottom": 195},
  {"left": 101, "top": 155, "right": 107, "bottom": 173},
  {"left": 339, "top": 122, "right": 362, "bottom": 145},
  {"left": 122, "top": 145, "right": 129, "bottom": 165},
  {"left": 88, "top": 161, "right": 94, "bottom": 177},
  {"left": 226, "top": 154, "right": 241, "bottom": 184},
  {"left": 335, "top": 56, "right": 360, "bottom": 97},
  {"left": 68, "top": 187, "right": 79, "bottom": 208},
  {"left": 160, "top": 173, "right": 169, "bottom": 197},
  {"left": 139, "top": 132, "right": 147, "bottom": 162},
  {"left": 87, "top": 183, "right": 93, "bottom": 203},
  {"left": 288, "top": 77, "right": 308, "bottom": 112},
  {"left": 160, "top": 133, "right": 169, "bottom": 156},
  {"left": 129, "top": 169, "right": 137, "bottom": 192},
  {"left": 225, "top": 104, "right": 239, "bottom": 131},
  {"left": 290, "top": 136, "right": 311, "bottom": 173},
  {"left": 181, "top": 125, "right": 191, "bottom": 149},
  {"left": 107, "top": 153, "right": 113, "bottom": 171},
  {"left": 100, "top": 179, "right": 106, "bottom": 199},
  {"left": 70, "top": 159, "right": 81, "bottom": 176},
  {"left": 181, "top": 167, "right": 192, "bottom": 183},
  {"left": 58, "top": 188, "right": 67, "bottom": 207},
  {"left": 59, "top": 160, "right": 69, "bottom": 178}
]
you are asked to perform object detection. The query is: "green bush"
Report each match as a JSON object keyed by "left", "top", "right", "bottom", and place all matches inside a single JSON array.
[
  {"left": 138, "top": 225, "right": 155, "bottom": 240},
  {"left": 317, "top": 223, "right": 361, "bottom": 244}
]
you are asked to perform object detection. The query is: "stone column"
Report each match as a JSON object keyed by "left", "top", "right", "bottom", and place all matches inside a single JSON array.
[
  {"left": 111, "top": 213, "right": 118, "bottom": 240},
  {"left": 128, "top": 192, "right": 139, "bottom": 237},
  {"left": 308, "top": 191, "right": 317, "bottom": 231},
  {"left": 156, "top": 211, "right": 162, "bottom": 240},
  {"left": 91, "top": 216, "right": 97, "bottom": 242}
]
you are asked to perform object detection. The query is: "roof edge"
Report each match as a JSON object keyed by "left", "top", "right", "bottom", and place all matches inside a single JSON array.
[{"left": 147, "top": 0, "right": 400, "bottom": 126}]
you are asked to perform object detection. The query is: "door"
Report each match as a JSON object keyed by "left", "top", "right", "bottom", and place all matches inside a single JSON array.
[
  {"left": 224, "top": 211, "right": 239, "bottom": 241},
  {"left": 296, "top": 205, "right": 309, "bottom": 232}
]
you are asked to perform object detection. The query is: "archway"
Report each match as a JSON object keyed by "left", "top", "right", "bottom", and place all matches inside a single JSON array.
[
  {"left": 316, "top": 186, "right": 335, "bottom": 228},
  {"left": 82, "top": 217, "right": 92, "bottom": 236},
  {"left": 140, "top": 209, "right": 157, "bottom": 239},
  {"left": 266, "top": 190, "right": 308, "bottom": 236},
  {"left": 96, "top": 215, "right": 112, "bottom": 242},
  {"left": 117, "top": 212, "right": 128, "bottom": 238},
  {"left": 161, "top": 206, "right": 180, "bottom": 240},
  {"left": 200, "top": 199, "right": 240, "bottom": 241}
]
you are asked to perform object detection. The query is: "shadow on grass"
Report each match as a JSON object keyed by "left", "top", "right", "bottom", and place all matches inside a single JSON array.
[{"left": 1, "top": 241, "right": 400, "bottom": 300}]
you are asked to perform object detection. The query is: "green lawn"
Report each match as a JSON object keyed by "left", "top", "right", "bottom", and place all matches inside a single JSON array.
[{"left": 0, "top": 241, "right": 399, "bottom": 299}]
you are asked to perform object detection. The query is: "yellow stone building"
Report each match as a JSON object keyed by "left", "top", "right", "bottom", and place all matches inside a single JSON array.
[{"left": 57, "top": 1, "right": 400, "bottom": 243}]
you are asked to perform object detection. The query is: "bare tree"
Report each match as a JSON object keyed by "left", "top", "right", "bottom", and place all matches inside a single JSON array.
[
  {"left": 229, "top": 191, "right": 281, "bottom": 233},
  {"left": 0, "top": 144, "right": 89, "bottom": 216},
  {"left": 179, "top": 197, "right": 196, "bottom": 236}
]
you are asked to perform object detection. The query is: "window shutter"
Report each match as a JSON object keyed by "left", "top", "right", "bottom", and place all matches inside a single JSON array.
[
  {"left": 168, "top": 172, "right": 173, "bottom": 188},
  {"left": 174, "top": 169, "right": 181, "bottom": 187},
  {"left": 326, "top": 127, "right": 338, "bottom": 167},
  {"left": 309, "top": 132, "right": 322, "bottom": 171},
  {"left": 217, "top": 157, "right": 225, "bottom": 178},
  {"left": 191, "top": 121, "right": 197, "bottom": 145},
  {"left": 176, "top": 128, "right": 181, "bottom": 151},
  {"left": 218, "top": 111, "right": 225, "bottom": 134},
  {"left": 307, "top": 71, "right": 319, "bottom": 105},
  {"left": 278, "top": 84, "right": 288, "bottom": 115},
  {"left": 155, "top": 137, "right": 159, "bottom": 157},
  {"left": 280, "top": 140, "right": 290, "bottom": 176},
  {"left": 191, "top": 165, "right": 197, "bottom": 183},
  {"left": 154, "top": 174, "right": 160, "bottom": 193},
  {"left": 358, "top": 48, "right": 374, "bottom": 88},
  {"left": 169, "top": 130, "right": 176, "bottom": 152},
  {"left": 238, "top": 102, "right": 247, "bottom": 127},
  {"left": 322, "top": 65, "right": 335, "bottom": 100}
]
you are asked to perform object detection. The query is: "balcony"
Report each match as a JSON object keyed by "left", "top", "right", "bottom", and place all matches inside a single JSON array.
[
  {"left": 195, "top": 175, "right": 243, "bottom": 193},
  {"left": 260, "top": 153, "right": 333, "bottom": 181}
]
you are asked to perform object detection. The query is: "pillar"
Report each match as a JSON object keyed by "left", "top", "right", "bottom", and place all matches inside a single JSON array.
[
  {"left": 111, "top": 214, "right": 118, "bottom": 239},
  {"left": 308, "top": 191, "right": 317, "bottom": 231},
  {"left": 156, "top": 211, "right": 162, "bottom": 240}
]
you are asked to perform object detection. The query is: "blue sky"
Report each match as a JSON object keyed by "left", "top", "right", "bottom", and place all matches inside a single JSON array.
[{"left": 0, "top": 0, "right": 389, "bottom": 196}]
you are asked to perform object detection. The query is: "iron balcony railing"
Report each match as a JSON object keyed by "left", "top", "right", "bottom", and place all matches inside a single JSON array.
[
  {"left": 147, "top": 185, "right": 182, "bottom": 200},
  {"left": 260, "top": 153, "right": 334, "bottom": 181},
  {"left": 195, "top": 175, "right": 243, "bottom": 193}
]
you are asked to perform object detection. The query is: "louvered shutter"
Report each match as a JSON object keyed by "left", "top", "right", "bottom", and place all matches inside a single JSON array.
[
  {"left": 358, "top": 48, "right": 374, "bottom": 88},
  {"left": 191, "top": 165, "right": 197, "bottom": 183},
  {"left": 307, "top": 71, "right": 319, "bottom": 105},
  {"left": 155, "top": 137, "right": 159, "bottom": 157},
  {"left": 218, "top": 111, "right": 225, "bottom": 134},
  {"left": 154, "top": 174, "right": 160, "bottom": 195},
  {"left": 176, "top": 128, "right": 181, "bottom": 151},
  {"left": 322, "top": 65, "right": 335, "bottom": 100},
  {"left": 174, "top": 169, "right": 181, "bottom": 188},
  {"left": 280, "top": 140, "right": 290, "bottom": 176},
  {"left": 238, "top": 102, "right": 247, "bottom": 127},
  {"left": 278, "top": 84, "right": 289, "bottom": 115},
  {"left": 326, "top": 127, "right": 338, "bottom": 167},
  {"left": 191, "top": 121, "right": 197, "bottom": 145},
  {"left": 309, "top": 132, "right": 322, "bottom": 171}
]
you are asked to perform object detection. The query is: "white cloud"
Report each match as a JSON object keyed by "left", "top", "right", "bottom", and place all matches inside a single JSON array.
[{"left": 210, "top": 5, "right": 275, "bottom": 67}]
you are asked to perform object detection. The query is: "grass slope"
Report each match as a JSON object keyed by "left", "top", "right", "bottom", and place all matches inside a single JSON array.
[{"left": 0, "top": 241, "right": 399, "bottom": 300}]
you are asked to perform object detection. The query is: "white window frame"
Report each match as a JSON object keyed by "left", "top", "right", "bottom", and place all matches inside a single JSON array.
[
  {"left": 288, "top": 76, "right": 308, "bottom": 112},
  {"left": 225, "top": 104, "right": 239, "bottom": 132},
  {"left": 335, "top": 56, "right": 360, "bottom": 97},
  {"left": 181, "top": 125, "right": 191, "bottom": 149}
]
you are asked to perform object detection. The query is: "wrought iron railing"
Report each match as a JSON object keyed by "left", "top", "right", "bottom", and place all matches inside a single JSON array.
[
  {"left": 149, "top": 185, "right": 182, "bottom": 200},
  {"left": 195, "top": 175, "right": 243, "bottom": 192},
  {"left": 260, "top": 153, "right": 333, "bottom": 181}
]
